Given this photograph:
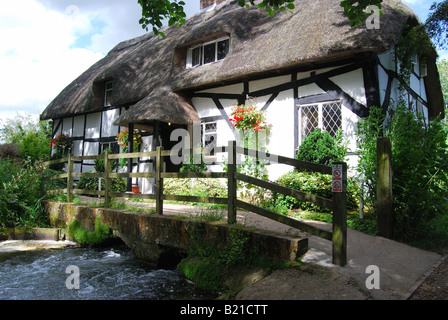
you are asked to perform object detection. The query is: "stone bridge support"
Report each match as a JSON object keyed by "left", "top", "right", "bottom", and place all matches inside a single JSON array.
[{"left": 44, "top": 201, "right": 308, "bottom": 267}]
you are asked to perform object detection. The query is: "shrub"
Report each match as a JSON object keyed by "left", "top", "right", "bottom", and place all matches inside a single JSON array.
[
  {"left": 296, "top": 129, "right": 348, "bottom": 166},
  {"left": 179, "top": 151, "right": 207, "bottom": 173},
  {"left": 356, "top": 105, "right": 448, "bottom": 241},
  {"left": 268, "top": 171, "right": 359, "bottom": 212},
  {"left": 0, "top": 159, "right": 48, "bottom": 228},
  {"left": 0, "top": 114, "right": 51, "bottom": 163},
  {"left": 75, "top": 172, "right": 127, "bottom": 192},
  {"left": 164, "top": 178, "right": 227, "bottom": 198},
  {"left": 94, "top": 148, "right": 119, "bottom": 173}
]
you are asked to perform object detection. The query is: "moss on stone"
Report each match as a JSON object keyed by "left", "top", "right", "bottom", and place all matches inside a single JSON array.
[{"left": 67, "top": 216, "right": 113, "bottom": 247}]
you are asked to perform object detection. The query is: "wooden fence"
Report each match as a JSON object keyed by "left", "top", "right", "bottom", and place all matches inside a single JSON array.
[{"left": 43, "top": 140, "right": 347, "bottom": 266}]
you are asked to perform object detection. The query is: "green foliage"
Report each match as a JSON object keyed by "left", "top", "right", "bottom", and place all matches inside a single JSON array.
[
  {"left": 296, "top": 129, "right": 348, "bottom": 166},
  {"left": 75, "top": 172, "right": 127, "bottom": 193},
  {"left": 266, "top": 127, "right": 355, "bottom": 213},
  {"left": 94, "top": 148, "right": 118, "bottom": 173},
  {"left": 179, "top": 151, "right": 207, "bottom": 173},
  {"left": 356, "top": 105, "right": 448, "bottom": 241},
  {"left": 425, "top": 0, "right": 448, "bottom": 49},
  {"left": 138, "top": 0, "right": 187, "bottom": 38},
  {"left": 355, "top": 106, "right": 385, "bottom": 207},
  {"left": 339, "top": 0, "right": 382, "bottom": 27},
  {"left": 177, "top": 258, "right": 223, "bottom": 291},
  {"left": 395, "top": 24, "right": 435, "bottom": 88},
  {"left": 42, "top": 168, "right": 67, "bottom": 191},
  {"left": 0, "top": 158, "right": 48, "bottom": 228},
  {"left": 164, "top": 178, "right": 227, "bottom": 199},
  {"left": 67, "top": 216, "right": 113, "bottom": 247},
  {"left": 267, "top": 171, "right": 359, "bottom": 212},
  {"left": 437, "top": 59, "right": 448, "bottom": 110},
  {"left": 0, "top": 114, "right": 51, "bottom": 163}
]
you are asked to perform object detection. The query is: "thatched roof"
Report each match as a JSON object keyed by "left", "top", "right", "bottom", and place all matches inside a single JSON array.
[{"left": 40, "top": 0, "right": 444, "bottom": 125}]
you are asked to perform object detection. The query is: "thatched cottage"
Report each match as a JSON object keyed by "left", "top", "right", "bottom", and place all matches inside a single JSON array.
[{"left": 40, "top": 0, "right": 444, "bottom": 193}]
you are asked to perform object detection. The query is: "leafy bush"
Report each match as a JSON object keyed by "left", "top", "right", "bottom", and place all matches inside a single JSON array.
[
  {"left": 0, "top": 114, "right": 51, "bottom": 163},
  {"left": 179, "top": 152, "right": 207, "bottom": 173},
  {"left": 75, "top": 172, "right": 127, "bottom": 192},
  {"left": 0, "top": 159, "right": 48, "bottom": 227},
  {"left": 296, "top": 129, "right": 348, "bottom": 166},
  {"left": 266, "top": 127, "right": 356, "bottom": 213},
  {"left": 268, "top": 171, "right": 359, "bottom": 212},
  {"left": 356, "top": 105, "right": 448, "bottom": 241},
  {"left": 94, "top": 148, "right": 119, "bottom": 173},
  {"left": 164, "top": 178, "right": 227, "bottom": 198}
]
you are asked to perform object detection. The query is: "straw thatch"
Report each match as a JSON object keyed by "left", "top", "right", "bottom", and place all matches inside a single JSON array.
[{"left": 40, "top": 0, "right": 443, "bottom": 125}]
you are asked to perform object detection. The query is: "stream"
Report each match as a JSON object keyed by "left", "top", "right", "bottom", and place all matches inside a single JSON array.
[{"left": 0, "top": 244, "right": 216, "bottom": 300}]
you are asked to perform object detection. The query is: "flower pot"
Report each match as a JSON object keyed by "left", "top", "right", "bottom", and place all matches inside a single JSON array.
[{"left": 132, "top": 186, "right": 140, "bottom": 194}]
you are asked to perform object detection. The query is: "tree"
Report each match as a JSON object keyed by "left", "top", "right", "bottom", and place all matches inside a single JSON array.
[
  {"left": 426, "top": 1, "right": 448, "bottom": 50},
  {"left": 437, "top": 59, "right": 448, "bottom": 111},
  {"left": 0, "top": 113, "right": 51, "bottom": 163}
]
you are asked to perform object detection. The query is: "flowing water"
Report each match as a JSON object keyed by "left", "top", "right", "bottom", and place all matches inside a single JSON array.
[{"left": 0, "top": 244, "right": 216, "bottom": 300}]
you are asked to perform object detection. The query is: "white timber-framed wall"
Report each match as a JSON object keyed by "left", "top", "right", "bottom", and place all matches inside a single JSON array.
[
  {"left": 51, "top": 105, "right": 155, "bottom": 193},
  {"left": 189, "top": 52, "right": 431, "bottom": 180},
  {"left": 50, "top": 51, "right": 431, "bottom": 191}
]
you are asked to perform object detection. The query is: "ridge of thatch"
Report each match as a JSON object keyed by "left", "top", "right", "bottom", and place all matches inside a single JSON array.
[{"left": 41, "top": 0, "right": 438, "bottom": 125}]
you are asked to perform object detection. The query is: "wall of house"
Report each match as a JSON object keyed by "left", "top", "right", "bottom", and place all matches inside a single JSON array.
[
  {"left": 191, "top": 64, "right": 366, "bottom": 180},
  {"left": 51, "top": 106, "right": 155, "bottom": 194},
  {"left": 377, "top": 47, "right": 430, "bottom": 121}
]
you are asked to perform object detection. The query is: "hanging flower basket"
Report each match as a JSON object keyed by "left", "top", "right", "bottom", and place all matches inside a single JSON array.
[
  {"left": 50, "top": 133, "right": 73, "bottom": 156},
  {"left": 116, "top": 128, "right": 142, "bottom": 152},
  {"left": 229, "top": 103, "right": 267, "bottom": 132}
]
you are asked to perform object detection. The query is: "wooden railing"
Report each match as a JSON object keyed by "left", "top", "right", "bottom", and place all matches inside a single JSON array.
[{"left": 43, "top": 140, "right": 347, "bottom": 266}]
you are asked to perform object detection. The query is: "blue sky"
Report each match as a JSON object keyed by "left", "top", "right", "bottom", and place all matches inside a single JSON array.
[{"left": 0, "top": 0, "right": 441, "bottom": 125}]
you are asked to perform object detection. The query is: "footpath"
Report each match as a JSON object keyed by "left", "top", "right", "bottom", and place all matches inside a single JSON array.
[{"left": 162, "top": 204, "right": 444, "bottom": 300}]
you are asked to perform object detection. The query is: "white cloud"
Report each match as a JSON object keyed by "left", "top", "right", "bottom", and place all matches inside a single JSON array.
[{"left": 0, "top": 0, "right": 105, "bottom": 122}]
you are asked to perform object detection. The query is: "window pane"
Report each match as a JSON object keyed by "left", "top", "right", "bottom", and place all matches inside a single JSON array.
[
  {"left": 203, "top": 43, "right": 216, "bottom": 64},
  {"left": 205, "top": 122, "right": 217, "bottom": 133},
  {"left": 217, "top": 39, "right": 229, "bottom": 60},
  {"left": 192, "top": 47, "right": 201, "bottom": 67},
  {"left": 301, "top": 105, "right": 319, "bottom": 140},
  {"left": 322, "top": 102, "right": 342, "bottom": 137},
  {"left": 204, "top": 134, "right": 217, "bottom": 155}
]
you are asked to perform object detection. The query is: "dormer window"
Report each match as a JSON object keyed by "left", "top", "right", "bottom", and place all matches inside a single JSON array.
[
  {"left": 187, "top": 37, "right": 229, "bottom": 68},
  {"left": 104, "top": 81, "right": 113, "bottom": 106}
]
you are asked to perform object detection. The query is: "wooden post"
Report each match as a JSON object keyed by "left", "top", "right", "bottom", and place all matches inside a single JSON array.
[
  {"left": 332, "top": 161, "right": 347, "bottom": 266},
  {"left": 66, "top": 153, "right": 73, "bottom": 203},
  {"left": 127, "top": 123, "right": 134, "bottom": 192},
  {"left": 155, "top": 146, "right": 164, "bottom": 215},
  {"left": 227, "top": 140, "right": 237, "bottom": 224},
  {"left": 104, "top": 151, "right": 111, "bottom": 208},
  {"left": 376, "top": 136, "right": 393, "bottom": 238}
]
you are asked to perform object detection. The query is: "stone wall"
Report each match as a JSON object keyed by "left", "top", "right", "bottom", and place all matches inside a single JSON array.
[{"left": 44, "top": 201, "right": 308, "bottom": 267}]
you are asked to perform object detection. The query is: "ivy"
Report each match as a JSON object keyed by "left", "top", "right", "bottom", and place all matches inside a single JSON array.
[{"left": 395, "top": 24, "right": 435, "bottom": 92}]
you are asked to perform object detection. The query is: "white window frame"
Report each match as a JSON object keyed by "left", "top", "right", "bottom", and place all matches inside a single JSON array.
[
  {"left": 201, "top": 121, "right": 218, "bottom": 160},
  {"left": 298, "top": 100, "right": 343, "bottom": 144},
  {"left": 104, "top": 81, "right": 113, "bottom": 107},
  {"left": 186, "top": 37, "right": 230, "bottom": 68}
]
